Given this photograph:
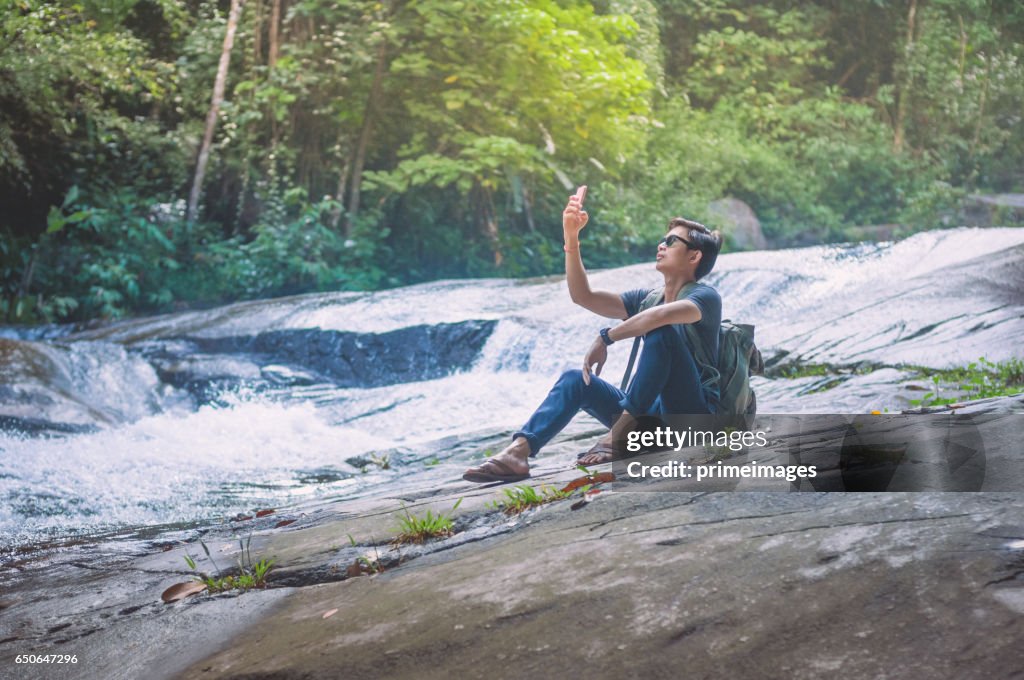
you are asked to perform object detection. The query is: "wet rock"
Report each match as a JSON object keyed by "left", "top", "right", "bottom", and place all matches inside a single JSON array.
[
  {"left": 0, "top": 415, "right": 99, "bottom": 436},
  {"left": 723, "top": 230, "right": 1024, "bottom": 368},
  {"left": 260, "top": 364, "right": 319, "bottom": 386},
  {"left": 182, "top": 320, "right": 497, "bottom": 388},
  {"left": 0, "top": 337, "right": 167, "bottom": 431}
]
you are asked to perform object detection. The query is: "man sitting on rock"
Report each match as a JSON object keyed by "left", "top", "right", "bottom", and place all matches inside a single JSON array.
[{"left": 463, "top": 190, "right": 723, "bottom": 483}]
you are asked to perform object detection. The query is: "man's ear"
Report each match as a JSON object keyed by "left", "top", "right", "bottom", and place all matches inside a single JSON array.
[{"left": 689, "top": 249, "right": 703, "bottom": 267}]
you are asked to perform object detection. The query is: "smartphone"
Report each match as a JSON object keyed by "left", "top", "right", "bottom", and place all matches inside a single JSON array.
[{"left": 574, "top": 185, "right": 587, "bottom": 204}]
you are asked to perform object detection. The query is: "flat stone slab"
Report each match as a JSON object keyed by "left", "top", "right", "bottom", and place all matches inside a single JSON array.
[{"left": 176, "top": 492, "right": 1024, "bottom": 680}]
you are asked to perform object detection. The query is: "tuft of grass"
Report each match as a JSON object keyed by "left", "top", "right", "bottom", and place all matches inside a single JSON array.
[
  {"left": 184, "top": 532, "right": 275, "bottom": 593},
  {"left": 393, "top": 498, "right": 463, "bottom": 544},
  {"left": 907, "top": 357, "right": 1024, "bottom": 407},
  {"left": 487, "top": 484, "right": 572, "bottom": 515},
  {"left": 347, "top": 534, "right": 384, "bottom": 574},
  {"left": 772, "top": 363, "right": 832, "bottom": 379},
  {"left": 198, "top": 558, "right": 274, "bottom": 593}
]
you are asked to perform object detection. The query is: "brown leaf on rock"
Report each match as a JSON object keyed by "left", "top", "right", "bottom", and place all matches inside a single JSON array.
[
  {"left": 345, "top": 561, "right": 364, "bottom": 578},
  {"left": 561, "top": 472, "right": 615, "bottom": 493},
  {"left": 274, "top": 519, "right": 296, "bottom": 528},
  {"left": 161, "top": 581, "right": 208, "bottom": 603},
  {"left": 255, "top": 509, "right": 275, "bottom": 518}
]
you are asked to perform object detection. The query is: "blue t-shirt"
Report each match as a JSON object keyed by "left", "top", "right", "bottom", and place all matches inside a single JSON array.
[{"left": 620, "top": 283, "right": 722, "bottom": 366}]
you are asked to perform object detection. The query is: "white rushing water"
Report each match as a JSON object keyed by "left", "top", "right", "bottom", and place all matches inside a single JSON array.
[{"left": 1, "top": 228, "right": 1023, "bottom": 545}]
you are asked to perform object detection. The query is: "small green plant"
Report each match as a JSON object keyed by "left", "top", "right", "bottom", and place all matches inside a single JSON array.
[
  {"left": 184, "top": 532, "right": 275, "bottom": 593},
  {"left": 347, "top": 533, "right": 384, "bottom": 574},
  {"left": 487, "top": 484, "right": 572, "bottom": 515},
  {"left": 393, "top": 498, "right": 463, "bottom": 544},
  {"left": 772, "top": 363, "right": 832, "bottom": 379},
  {"left": 425, "top": 456, "right": 441, "bottom": 467},
  {"left": 907, "top": 357, "right": 1024, "bottom": 408},
  {"left": 369, "top": 453, "right": 391, "bottom": 470}
]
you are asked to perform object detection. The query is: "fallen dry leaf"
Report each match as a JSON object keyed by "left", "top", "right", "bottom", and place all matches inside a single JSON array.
[
  {"left": 255, "top": 509, "right": 275, "bottom": 518},
  {"left": 274, "top": 519, "right": 296, "bottom": 528},
  {"left": 345, "top": 561, "right": 364, "bottom": 578},
  {"left": 322, "top": 608, "right": 338, "bottom": 619},
  {"left": 161, "top": 581, "right": 207, "bottom": 603},
  {"left": 561, "top": 472, "right": 615, "bottom": 493}
]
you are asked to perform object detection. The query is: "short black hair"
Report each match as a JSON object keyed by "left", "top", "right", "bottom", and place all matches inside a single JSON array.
[{"left": 667, "top": 217, "right": 722, "bottom": 280}]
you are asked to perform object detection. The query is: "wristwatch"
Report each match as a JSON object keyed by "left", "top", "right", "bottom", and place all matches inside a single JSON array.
[{"left": 599, "top": 327, "right": 615, "bottom": 346}]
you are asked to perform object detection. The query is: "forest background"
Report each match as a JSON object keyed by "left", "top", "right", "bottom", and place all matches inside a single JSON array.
[{"left": 1, "top": 0, "right": 1022, "bottom": 323}]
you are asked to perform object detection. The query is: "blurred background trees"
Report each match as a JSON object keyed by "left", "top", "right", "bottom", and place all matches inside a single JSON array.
[{"left": 2, "top": 0, "right": 1022, "bottom": 322}]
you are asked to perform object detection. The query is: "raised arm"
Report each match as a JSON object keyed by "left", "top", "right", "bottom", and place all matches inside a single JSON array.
[{"left": 562, "top": 191, "right": 627, "bottom": 319}]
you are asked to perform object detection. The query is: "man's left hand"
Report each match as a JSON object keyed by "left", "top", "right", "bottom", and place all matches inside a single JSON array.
[{"left": 582, "top": 335, "right": 607, "bottom": 386}]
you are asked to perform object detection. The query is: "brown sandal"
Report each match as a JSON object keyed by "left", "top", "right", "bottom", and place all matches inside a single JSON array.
[
  {"left": 576, "top": 442, "right": 617, "bottom": 465},
  {"left": 463, "top": 457, "right": 531, "bottom": 484}
]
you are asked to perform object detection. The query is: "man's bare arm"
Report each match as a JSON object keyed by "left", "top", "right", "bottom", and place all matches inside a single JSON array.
[
  {"left": 608, "top": 299, "right": 701, "bottom": 341},
  {"left": 562, "top": 192, "right": 627, "bottom": 319},
  {"left": 581, "top": 299, "right": 701, "bottom": 385}
]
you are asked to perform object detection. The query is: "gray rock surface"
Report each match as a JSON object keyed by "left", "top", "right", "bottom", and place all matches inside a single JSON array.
[
  {"left": 2, "top": 400, "right": 1022, "bottom": 679},
  {"left": 180, "top": 493, "right": 1024, "bottom": 680},
  {"left": 708, "top": 197, "right": 770, "bottom": 250}
]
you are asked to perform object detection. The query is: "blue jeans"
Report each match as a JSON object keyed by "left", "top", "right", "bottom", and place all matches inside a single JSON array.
[{"left": 514, "top": 325, "right": 713, "bottom": 456}]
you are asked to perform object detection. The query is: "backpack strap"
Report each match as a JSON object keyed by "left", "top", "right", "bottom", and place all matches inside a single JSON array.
[
  {"left": 620, "top": 338, "right": 641, "bottom": 391},
  {"left": 675, "top": 283, "right": 721, "bottom": 402},
  {"left": 621, "top": 288, "right": 666, "bottom": 390},
  {"left": 619, "top": 284, "right": 720, "bottom": 401}
]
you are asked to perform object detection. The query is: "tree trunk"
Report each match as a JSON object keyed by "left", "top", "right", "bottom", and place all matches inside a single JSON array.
[
  {"left": 187, "top": 0, "right": 245, "bottom": 223},
  {"left": 477, "top": 184, "right": 502, "bottom": 266},
  {"left": 330, "top": 154, "right": 351, "bottom": 232},
  {"left": 893, "top": 0, "right": 917, "bottom": 153},
  {"left": 268, "top": 0, "right": 281, "bottom": 68},
  {"left": 969, "top": 60, "right": 991, "bottom": 162},
  {"left": 253, "top": 0, "right": 262, "bottom": 61},
  {"left": 522, "top": 184, "right": 536, "bottom": 232},
  {"left": 346, "top": 38, "right": 388, "bottom": 230},
  {"left": 267, "top": 0, "right": 283, "bottom": 149}
]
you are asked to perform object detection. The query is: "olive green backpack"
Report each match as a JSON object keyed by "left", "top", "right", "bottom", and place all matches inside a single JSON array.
[{"left": 620, "top": 283, "right": 764, "bottom": 418}]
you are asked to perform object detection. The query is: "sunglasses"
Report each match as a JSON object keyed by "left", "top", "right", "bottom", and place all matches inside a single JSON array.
[{"left": 658, "top": 234, "right": 696, "bottom": 249}]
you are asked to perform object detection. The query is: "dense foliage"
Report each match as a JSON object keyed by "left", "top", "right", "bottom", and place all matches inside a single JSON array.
[{"left": 1, "top": 0, "right": 1022, "bottom": 322}]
